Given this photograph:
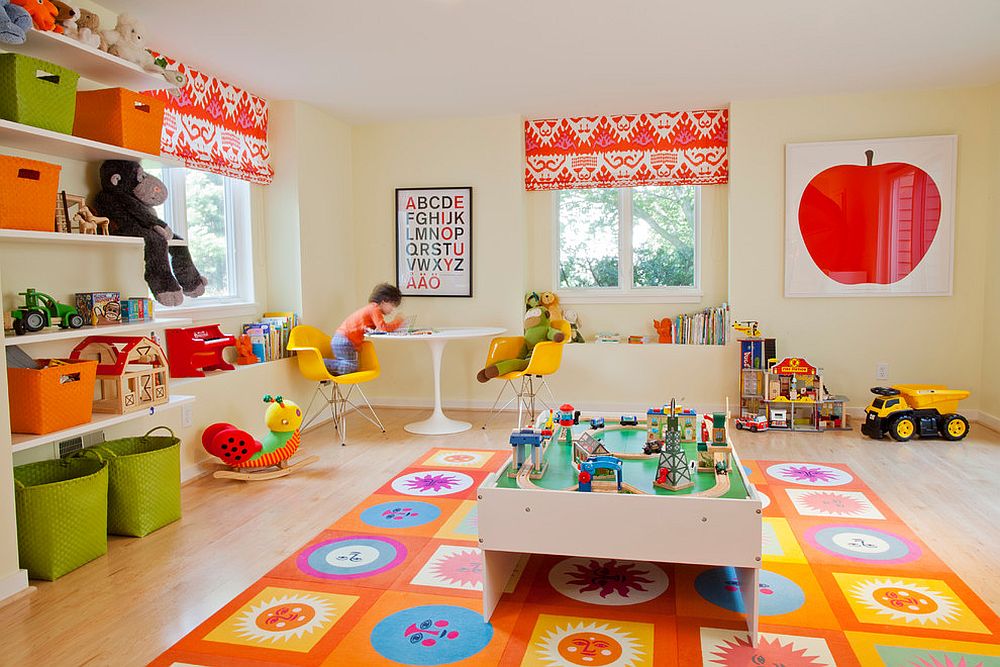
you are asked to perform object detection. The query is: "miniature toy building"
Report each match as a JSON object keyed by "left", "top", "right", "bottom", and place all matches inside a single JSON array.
[
  {"left": 739, "top": 336, "right": 777, "bottom": 417},
  {"left": 574, "top": 431, "right": 610, "bottom": 464},
  {"left": 165, "top": 325, "right": 237, "bottom": 378},
  {"left": 579, "top": 455, "right": 623, "bottom": 492},
  {"left": 69, "top": 335, "right": 169, "bottom": 414},
  {"left": 509, "top": 428, "right": 548, "bottom": 479},
  {"left": 764, "top": 357, "right": 850, "bottom": 431},
  {"left": 654, "top": 443, "right": 693, "bottom": 491}
]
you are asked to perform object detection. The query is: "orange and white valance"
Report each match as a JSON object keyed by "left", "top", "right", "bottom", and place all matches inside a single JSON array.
[
  {"left": 524, "top": 109, "right": 728, "bottom": 191},
  {"left": 145, "top": 58, "right": 273, "bottom": 185}
]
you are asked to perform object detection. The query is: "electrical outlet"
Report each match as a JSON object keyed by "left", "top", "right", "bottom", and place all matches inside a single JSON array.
[
  {"left": 182, "top": 403, "right": 193, "bottom": 428},
  {"left": 876, "top": 363, "right": 890, "bottom": 381}
]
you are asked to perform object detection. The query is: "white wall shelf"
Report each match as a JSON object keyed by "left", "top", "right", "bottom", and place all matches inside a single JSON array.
[
  {"left": 2, "top": 30, "right": 178, "bottom": 92},
  {"left": 11, "top": 394, "right": 194, "bottom": 453},
  {"left": 0, "top": 229, "right": 187, "bottom": 247},
  {"left": 4, "top": 317, "right": 192, "bottom": 347},
  {"left": 0, "top": 119, "right": 182, "bottom": 167}
]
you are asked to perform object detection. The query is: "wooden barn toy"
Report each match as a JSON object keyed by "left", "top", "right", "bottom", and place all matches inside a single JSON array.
[{"left": 70, "top": 335, "right": 169, "bottom": 414}]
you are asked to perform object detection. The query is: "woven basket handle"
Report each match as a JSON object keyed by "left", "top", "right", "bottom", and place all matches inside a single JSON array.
[
  {"left": 66, "top": 448, "right": 107, "bottom": 462},
  {"left": 13, "top": 479, "right": 24, "bottom": 490},
  {"left": 143, "top": 426, "right": 175, "bottom": 440}
]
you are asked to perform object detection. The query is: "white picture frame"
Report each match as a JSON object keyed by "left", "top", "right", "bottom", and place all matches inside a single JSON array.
[
  {"left": 395, "top": 187, "right": 473, "bottom": 297},
  {"left": 785, "top": 135, "right": 957, "bottom": 297}
]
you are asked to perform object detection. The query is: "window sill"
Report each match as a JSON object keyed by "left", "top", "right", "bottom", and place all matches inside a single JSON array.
[
  {"left": 558, "top": 291, "right": 704, "bottom": 305},
  {"left": 155, "top": 301, "right": 259, "bottom": 321}
]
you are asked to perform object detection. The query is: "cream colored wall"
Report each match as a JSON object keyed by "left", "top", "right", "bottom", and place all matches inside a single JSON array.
[
  {"left": 728, "top": 86, "right": 996, "bottom": 411},
  {"left": 980, "top": 84, "right": 1000, "bottom": 421},
  {"left": 350, "top": 116, "right": 528, "bottom": 407}
]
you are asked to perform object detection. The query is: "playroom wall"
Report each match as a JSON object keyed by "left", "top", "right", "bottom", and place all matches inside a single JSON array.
[
  {"left": 727, "top": 85, "right": 997, "bottom": 416},
  {"left": 979, "top": 83, "right": 1000, "bottom": 425}
]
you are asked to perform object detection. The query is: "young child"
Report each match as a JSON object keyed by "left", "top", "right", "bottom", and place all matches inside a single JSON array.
[{"left": 326, "top": 283, "right": 404, "bottom": 376}]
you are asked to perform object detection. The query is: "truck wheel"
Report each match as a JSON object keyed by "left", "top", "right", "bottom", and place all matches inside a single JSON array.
[
  {"left": 66, "top": 313, "right": 84, "bottom": 329},
  {"left": 23, "top": 310, "right": 46, "bottom": 333},
  {"left": 889, "top": 416, "right": 916, "bottom": 442},
  {"left": 12, "top": 318, "right": 25, "bottom": 335},
  {"left": 735, "top": 422, "right": 743, "bottom": 430},
  {"left": 939, "top": 414, "right": 969, "bottom": 441}
]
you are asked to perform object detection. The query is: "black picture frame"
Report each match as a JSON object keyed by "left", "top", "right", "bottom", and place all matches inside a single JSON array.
[{"left": 395, "top": 186, "right": 473, "bottom": 298}]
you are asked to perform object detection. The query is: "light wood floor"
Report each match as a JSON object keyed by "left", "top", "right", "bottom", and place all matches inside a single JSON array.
[{"left": 5, "top": 408, "right": 999, "bottom": 666}]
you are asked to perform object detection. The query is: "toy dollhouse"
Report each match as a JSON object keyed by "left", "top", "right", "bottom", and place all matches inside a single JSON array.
[
  {"left": 69, "top": 335, "right": 170, "bottom": 414},
  {"left": 763, "top": 357, "right": 849, "bottom": 431}
]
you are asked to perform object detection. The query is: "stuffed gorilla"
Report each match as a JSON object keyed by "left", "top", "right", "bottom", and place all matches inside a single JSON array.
[{"left": 95, "top": 160, "right": 207, "bottom": 306}]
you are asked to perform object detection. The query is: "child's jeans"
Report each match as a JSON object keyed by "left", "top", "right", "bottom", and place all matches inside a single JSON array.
[{"left": 325, "top": 333, "right": 359, "bottom": 376}]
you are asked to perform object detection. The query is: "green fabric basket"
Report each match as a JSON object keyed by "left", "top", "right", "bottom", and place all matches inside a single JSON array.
[
  {"left": 90, "top": 426, "right": 181, "bottom": 537},
  {"left": 0, "top": 53, "right": 80, "bottom": 134},
  {"left": 13, "top": 457, "right": 108, "bottom": 581}
]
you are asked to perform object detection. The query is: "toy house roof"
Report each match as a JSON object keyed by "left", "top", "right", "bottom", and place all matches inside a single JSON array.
[{"left": 70, "top": 335, "right": 167, "bottom": 376}]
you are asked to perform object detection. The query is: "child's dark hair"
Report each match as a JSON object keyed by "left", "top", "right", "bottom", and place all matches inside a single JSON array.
[{"left": 369, "top": 282, "right": 402, "bottom": 306}]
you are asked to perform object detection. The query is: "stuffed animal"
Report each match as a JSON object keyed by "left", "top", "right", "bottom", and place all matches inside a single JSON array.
[
  {"left": 539, "top": 291, "right": 563, "bottom": 322},
  {"left": 94, "top": 160, "right": 207, "bottom": 306},
  {"left": 11, "top": 0, "right": 57, "bottom": 31},
  {"left": 49, "top": 0, "right": 75, "bottom": 32},
  {"left": 564, "top": 309, "right": 585, "bottom": 343},
  {"left": 102, "top": 14, "right": 158, "bottom": 71},
  {"left": 476, "top": 307, "right": 565, "bottom": 382},
  {"left": 67, "top": 7, "right": 102, "bottom": 48},
  {"left": 524, "top": 291, "right": 541, "bottom": 311},
  {"left": 0, "top": 0, "right": 32, "bottom": 44},
  {"left": 653, "top": 318, "right": 673, "bottom": 344}
]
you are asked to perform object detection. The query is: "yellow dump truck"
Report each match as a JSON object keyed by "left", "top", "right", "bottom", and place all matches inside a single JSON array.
[{"left": 862, "top": 384, "right": 970, "bottom": 442}]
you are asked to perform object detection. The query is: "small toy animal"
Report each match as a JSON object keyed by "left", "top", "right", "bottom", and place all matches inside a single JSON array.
[
  {"left": 539, "top": 291, "right": 563, "bottom": 322},
  {"left": 0, "top": 0, "right": 32, "bottom": 44},
  {"left": 653, "top": 318, "right": 673, "bottom": 344},
  {"left": 234, "top": 334, "right": 258, "bottom": 365},
  {"left": 11, "top": 0, "right": 57, "bottom": 31},
  {"left": 102, "top": 13, "right": 159, "bottom": 71},
  {"left": 73, "top": 205, "right": 110, "bottom": 235},
  {"left": 49, "top": 0, "right": 74, "bottom": 33},
  {"left": 62, "top": 4, "right": 100, "bottom": 48},
  {"left": 202, "top": 395, "right": 308, "bottom": 471}
]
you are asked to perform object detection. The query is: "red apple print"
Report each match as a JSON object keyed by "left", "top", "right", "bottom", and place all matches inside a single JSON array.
[{"left": 798, "top": 149, "right": 941, "bottom": 285}]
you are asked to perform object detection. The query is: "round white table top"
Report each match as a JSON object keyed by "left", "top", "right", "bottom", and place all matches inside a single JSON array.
[{"left": 366, "top": 326, "right": 505, "bottom": 341}]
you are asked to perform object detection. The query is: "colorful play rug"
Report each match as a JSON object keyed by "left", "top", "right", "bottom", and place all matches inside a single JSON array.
[{"left": 153, "top": 450, "right": 1000, "bottom": 666}]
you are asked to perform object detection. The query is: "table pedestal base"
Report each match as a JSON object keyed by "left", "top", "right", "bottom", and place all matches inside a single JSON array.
[{"left": 404, "top": 412, "right": 472, "bottom": 435}]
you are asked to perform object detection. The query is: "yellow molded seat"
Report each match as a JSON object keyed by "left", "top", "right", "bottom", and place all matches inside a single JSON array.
[
  {"left": 481, "top": 319, "right": 571, "bottom": 428},
  {"left": 288, "top": 324, "right": 384, "bottom": 445}
]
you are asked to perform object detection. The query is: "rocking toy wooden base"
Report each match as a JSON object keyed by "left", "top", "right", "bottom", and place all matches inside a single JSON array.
[{"left": 213, "top": 455, "right": 320, "bottom": 481}]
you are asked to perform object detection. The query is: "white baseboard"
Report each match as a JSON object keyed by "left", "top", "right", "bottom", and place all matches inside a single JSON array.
[
  {"left": 368, "top": 396, "right": 731, "bottom": 415},
  {"left": 0, "top": 569, "right": 28, "bottom": 606},
  {"left": 976, "top": 410, "right": 1000, "bottom": 434}
]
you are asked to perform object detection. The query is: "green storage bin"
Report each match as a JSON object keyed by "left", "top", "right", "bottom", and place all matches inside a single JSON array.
[
  {"left": 0, "top": 53, "right": 80, "bottom": 134},
  {"left": 13, "top": 457, "right": 108, "bottom": 581},
  {"left": 90, "top": 427, "right": 181, "bottom": 537}
]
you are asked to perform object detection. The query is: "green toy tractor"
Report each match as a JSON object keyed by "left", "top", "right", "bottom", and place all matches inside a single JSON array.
[{"left": 10, "top": 289, "right": 85, "bottom": 335}]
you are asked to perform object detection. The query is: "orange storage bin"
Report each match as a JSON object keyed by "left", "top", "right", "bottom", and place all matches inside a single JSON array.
[
  {"left": 73, "top": 88, "right": 165, "bottom": 155},
  {"left": 7, "top": 359, "right": 98, "bottom": 435},
  {"left": 0, "top": 155, "right": 61, "bottom": 231}
]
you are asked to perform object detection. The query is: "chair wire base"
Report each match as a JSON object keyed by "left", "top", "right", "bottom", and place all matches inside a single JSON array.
[
  {"left": 302, "top": 381, "right": 385, "bottom": 446},
  {"left": 481, "top": 374, "right": 557, "bottom": 430}
]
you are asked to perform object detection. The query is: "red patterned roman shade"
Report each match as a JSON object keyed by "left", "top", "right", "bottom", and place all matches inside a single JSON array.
[
  {"left": 524, "top": 109, "right": 728, "bottom": 191},
  {"left": 146, "top": 58, "right": 273, "bottom": 185}
]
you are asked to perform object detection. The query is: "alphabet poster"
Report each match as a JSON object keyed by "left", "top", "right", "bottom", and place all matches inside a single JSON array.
[{"left": 396, "top": 187, "right": 473, "bottom": 297}]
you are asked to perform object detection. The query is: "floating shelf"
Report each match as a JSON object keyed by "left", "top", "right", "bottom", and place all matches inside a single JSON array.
[
  {"left": 2, "top": 30, "right": 178, "bottom": 91},
  {"left": 4, "top": 317, "right": 193, "bottom": 347},
  {"left": 0, "top": 229, "right": 187, "bottom": 247},
  {"left": 11, "top": 394, "right": 194, "bottom": 453},
  {"left": 0, "top": 119, "right": 182, "bottom": 167}
]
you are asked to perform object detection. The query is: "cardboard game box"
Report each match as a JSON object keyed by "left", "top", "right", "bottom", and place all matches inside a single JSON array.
[{"left": 75, "top": 292, "right": 121, "bottom": 326}]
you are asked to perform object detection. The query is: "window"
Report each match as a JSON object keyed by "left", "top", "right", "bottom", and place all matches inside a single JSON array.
[
  {"left": 556, "top": 185, "right": 700, "bottom": 302},
  {"left": 146, "top": 167, "right": 254, "bottom": 308}
]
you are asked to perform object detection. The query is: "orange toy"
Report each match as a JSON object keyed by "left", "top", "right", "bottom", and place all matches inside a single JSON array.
[
  {"left": 653, "top": 317, "right": 673, "bottom": 344},
  {"left": 234, "top": 334, "right": 258, "bottom": 365},
  {"left": 12, "top": 0, "right": 59, "bottom": 32}
]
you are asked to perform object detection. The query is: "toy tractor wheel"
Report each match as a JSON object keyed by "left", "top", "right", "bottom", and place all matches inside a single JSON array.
[
  {"left": 12, "top": 318, "right": 26, "bottom": 335},
  {"left": 889, "top": 416, "right": 916, "bottom": 442},
  {"left": 66, "top": 313, "right": 84, "bottom": 329},
  {"left": 23, "top": 310, "right": 46, "bottom": 333},
  {"left": 939, "top": 414, "right": 969, "bottom": 441}
]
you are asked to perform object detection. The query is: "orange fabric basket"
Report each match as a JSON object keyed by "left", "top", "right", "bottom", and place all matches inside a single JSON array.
[
  {"left": 73, "top": 88, "right": 165, "bottom": 155},
  {"left": 7, "top": 359, "right": 98, "bottom": 435},
  {"left": 0, "top": 155, "right": 61, "bottom": 231}
]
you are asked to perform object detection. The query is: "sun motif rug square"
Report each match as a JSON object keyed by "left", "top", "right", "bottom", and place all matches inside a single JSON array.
[{"left": 152, "top": 452, "right": 1000, "bottom": 666}]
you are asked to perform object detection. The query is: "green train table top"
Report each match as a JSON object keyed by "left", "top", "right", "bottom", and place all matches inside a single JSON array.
[{"left": 494, "top": 424, "right": 751, "bottom": 500}]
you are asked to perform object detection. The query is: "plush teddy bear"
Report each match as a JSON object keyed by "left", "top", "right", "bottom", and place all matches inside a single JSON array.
[
  {"left": 11, "top": 0, "right": 57, "bottom": 31},
  {"left": 539, "top": 291, "right": 563, "bottom": 322},
  {"left": 102, "top": 14, "right": 159, "bottom": 71},
  {"left": 94, "top": 160, "right": 207, "bottom": 306},
  {"left": 66, "top": 7, "right": 103, "bottom": 49},
  {"left": 476, "top": 307, "right": 566, "bottom": 382},
  {"left": 0, "top": 0, "right": 32, "bottom": 44},
  {"left": 49, "top": 0, "right": 76, "bottom": 33},
  {"left": 564, "top": 309, "right": 585, "bottom": 343}
]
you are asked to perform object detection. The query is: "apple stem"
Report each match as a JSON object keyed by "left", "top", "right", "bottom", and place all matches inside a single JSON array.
[{"left": 865, "top": 149, "right": 874, "bottom": 167}]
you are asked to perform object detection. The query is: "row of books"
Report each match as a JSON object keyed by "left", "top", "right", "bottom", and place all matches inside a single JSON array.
[
  {"left": 672, "top": 303, "right": 730, "bottom": 346},
  {"left": 241, "top": 312, "right": 300, "bottom": 363}
]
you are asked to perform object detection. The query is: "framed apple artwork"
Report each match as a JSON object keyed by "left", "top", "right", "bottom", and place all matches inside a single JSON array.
[{"left": 785, "top": 135, "right": 957, "bottom": 297}]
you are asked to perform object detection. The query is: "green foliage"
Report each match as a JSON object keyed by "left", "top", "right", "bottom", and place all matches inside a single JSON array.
[
  {"left": 183, "top": 170, "right": 231, "bottom": 297},
  {"left": 558, "top": 185, "right": 696, "bottom": 289}
]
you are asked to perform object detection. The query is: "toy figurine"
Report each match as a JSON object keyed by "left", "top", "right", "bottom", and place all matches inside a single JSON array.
[
  {"left": 653, "top": 317, "right": 673, "bottom": 343},
  {"left": 235, "top": 334, "right": 259, "bottom": 365},
  {"left": 73, "top": 205, "right": 110, "bottom": 235},
  {"left": 9, "top": 289, "right": 84, "bottom": 334}
]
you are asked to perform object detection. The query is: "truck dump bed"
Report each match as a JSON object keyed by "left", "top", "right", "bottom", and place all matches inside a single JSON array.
[{"left": 895, "top": 384, "right": 970, "bottom": 413}]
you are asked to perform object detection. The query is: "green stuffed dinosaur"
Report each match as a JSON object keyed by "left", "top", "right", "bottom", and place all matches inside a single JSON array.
[{"left": 477, "top": 306, "right": 565, "bottom": 382}]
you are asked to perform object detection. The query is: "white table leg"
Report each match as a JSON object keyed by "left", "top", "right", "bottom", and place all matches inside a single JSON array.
[
  {"left": 481, "top": 549, "right": 520, "bottom": 621},
  {"left": 737, "top": 565, "right": 760, "bottom": 646},
  {"left": 405, "top": 338, "right": 472, "bottom": 435}
]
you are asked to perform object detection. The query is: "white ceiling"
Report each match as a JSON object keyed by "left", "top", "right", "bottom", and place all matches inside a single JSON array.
[{"left": 105, "top": 0, "right": 1000, "bottom": 124}]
